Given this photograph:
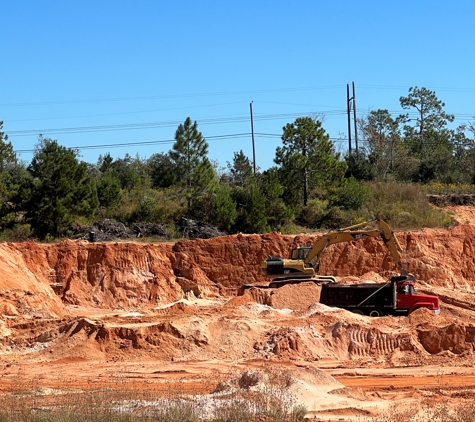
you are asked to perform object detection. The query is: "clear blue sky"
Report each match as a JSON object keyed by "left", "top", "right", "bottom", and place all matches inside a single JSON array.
[{"left": 2, "top": 0, "right": 474, "bottom": 171}]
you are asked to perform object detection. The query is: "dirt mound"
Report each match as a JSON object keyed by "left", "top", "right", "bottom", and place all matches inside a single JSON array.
[
  {"left": 446, "top": 205, "right": 475, "bottom": 225},
  {"left": 0, "top": 242, "right": 65, "bottom": 318},
  {"left": 417, "top": 323, "right": 475, "bottom": 354},
  {"left": 215, "top": 365, "right": 343, "bottom": 395},
  {"left": 234, "top": 283, "right": 323, "bottom": 312},
  {"left": 226, "top": 282, "right": 323, "bottom": 315}
]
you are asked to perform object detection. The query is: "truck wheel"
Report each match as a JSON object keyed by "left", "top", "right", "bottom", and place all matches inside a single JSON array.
[
  {"left": 368, "top": 309, "right": 382, "bottom": 317},
  {"left": 352, "top": 309, "right": 365, "bottom": 315}
]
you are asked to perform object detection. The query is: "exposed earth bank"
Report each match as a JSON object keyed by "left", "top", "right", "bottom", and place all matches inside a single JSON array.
[{"left": 2, "top": 207, "right": 475, "bottom": 419}]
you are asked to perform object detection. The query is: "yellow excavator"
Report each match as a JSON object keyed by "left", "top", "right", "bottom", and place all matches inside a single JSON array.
[{"left": 259, "top": 219, "right": 410, "bottom": 288}]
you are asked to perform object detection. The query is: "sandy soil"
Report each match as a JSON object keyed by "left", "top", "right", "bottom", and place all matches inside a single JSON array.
[{"left": 1, "top": 207, "right": 475, "bottom": 419}]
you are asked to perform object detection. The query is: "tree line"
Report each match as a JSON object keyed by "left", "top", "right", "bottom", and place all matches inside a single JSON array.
[{"left": 0, "top": 87, "right": 474, "bottom": 240}]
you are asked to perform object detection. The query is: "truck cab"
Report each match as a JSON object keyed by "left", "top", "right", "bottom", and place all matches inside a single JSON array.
[{"left": 395, "top": 280, "right": 440, "bottom": 315}]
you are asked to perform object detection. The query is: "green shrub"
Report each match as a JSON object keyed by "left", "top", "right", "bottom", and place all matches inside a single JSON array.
[
  {"left": 298, "top": 199, "right": 328, "bottom": 228},
  {"left": 328, "top": 177, "right": 372, "bottom": 211},
  {"left": 360, "top": 181, "right": 451, "bottom": 230},
  {"left": 130, "top": 197, "right": 156, "bottom": 222},
  {"left": 0, "top": 224, "right": 31, "bottom": 242}
]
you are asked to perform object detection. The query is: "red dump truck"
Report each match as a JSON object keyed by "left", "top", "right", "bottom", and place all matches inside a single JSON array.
[{"left": 319, "top": 274, "right": 440, "bottom": 317}]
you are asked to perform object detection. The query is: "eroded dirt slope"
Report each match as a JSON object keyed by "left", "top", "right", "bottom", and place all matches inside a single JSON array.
[
  {"left": 1, "top": 208, "right": 475, "bottom": 418},
  {"left": 1, "top": 221, "right": 475, "bottom": 317}
]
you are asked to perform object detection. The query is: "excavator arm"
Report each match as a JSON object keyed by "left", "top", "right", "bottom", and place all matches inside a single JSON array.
[
  {"left": 304, "top": 219, "right": 409, "bottom": 275},
  {"left": 261, "top": 219, "right": 409, "bottom": 281}
]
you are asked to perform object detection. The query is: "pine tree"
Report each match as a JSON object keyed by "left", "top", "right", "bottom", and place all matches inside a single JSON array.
[
  {"left": 25, "top": 138, "right": 98, "bottom": 238},
  {"left": 227, "top": 150, "right": 254, "bottom": 187},
  {"left": 213, "top": 185, "right": 237, "bottom": 232},
  {"left": 170, "top": 117, "right": 214, "bottom": 211},
  {"left": 275, "top": 117, "right": 346, "bottom": 207},
  {"left": 260, "top": 168, "right": 293, "bottom": 230},
  {"left": 97, "top": 171, "right": 122, "bottom": 208},
  {"left": 0, "top": 121, "right": 20, "bottom": 227},
  {"left": 0, "top": 121, "right": 15, "bottom": 173},
  {"left": 399, "top": 87, "right": 454, "bottom": 161}
]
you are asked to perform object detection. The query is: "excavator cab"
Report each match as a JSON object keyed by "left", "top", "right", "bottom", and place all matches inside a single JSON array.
[{"left": 290, "top": 246, "right": 312, "bottom": 261}]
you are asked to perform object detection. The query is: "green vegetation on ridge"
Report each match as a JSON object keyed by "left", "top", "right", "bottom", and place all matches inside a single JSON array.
[{"left": 1, "top": 86, "right": 474, "bottom": 240}]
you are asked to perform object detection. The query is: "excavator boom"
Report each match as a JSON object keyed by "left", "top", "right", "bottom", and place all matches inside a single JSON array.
[{"left": 304, "top": 219, "right": 408, "bottom": 274}]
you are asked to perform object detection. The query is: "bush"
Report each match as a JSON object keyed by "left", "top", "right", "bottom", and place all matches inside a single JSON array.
[
  {"left": 0, "top": 224, "right": 32, "bottom": 242},
  {"left": 361, "top": 181, "right": 451, "bottom": 230},
  {"left": 105, "top": 188, "right": 186, "bottom": 227},
  {"left": 328, "top": 177, "right": 372, "bottom": 211},
  {"left": 130, "top": 197, "right": 156, "bottom": 222},
  {"left": 298, "top": 199, "right": 328, "bottom": 228}
]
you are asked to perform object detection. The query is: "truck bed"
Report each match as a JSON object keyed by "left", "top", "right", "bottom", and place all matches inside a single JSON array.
[{"left": 320, "top": 282, "right": 394, "bottom": 309}]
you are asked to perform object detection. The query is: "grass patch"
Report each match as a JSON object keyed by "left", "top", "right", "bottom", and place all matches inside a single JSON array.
[
  {"left": 0, "top": 366, "right": 307, "bottom": 422},
  {"left": 356, "top": 181, "right": 452, "bottom": 230},
  {"left": 370, "top": 397, "right": 475, "bottom": 421}
]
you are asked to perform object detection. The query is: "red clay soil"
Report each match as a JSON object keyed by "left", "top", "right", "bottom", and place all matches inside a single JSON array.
[{"left": 2, "top": 208, "right": 475, "bottom": 418}]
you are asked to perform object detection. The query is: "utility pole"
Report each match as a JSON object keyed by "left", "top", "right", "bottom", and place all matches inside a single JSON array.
[
  {"left": 347, "top": 84, "right": 352, "bottom": 154},
  {"left": 352, "top": 81, "right": 358, "bottom": 154},
  {"left": 250, "top": 101, "right": 256, "bottom": 174},
  {"left": 347, "top": 82, "right": 358, "bottom": 155}
]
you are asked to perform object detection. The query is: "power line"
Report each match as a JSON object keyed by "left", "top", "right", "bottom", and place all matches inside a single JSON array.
[
  {"left": 14, "top": 133, "right": 255, "bottom": 153},
  {"left": 7, "top": 106, "right": 474, "bottom": 138},
  {"left": 13, "top": 129, "right": 466, "bottom": 156},
  {"left": 6, "top": 111, "right": 349, "bottom": 137},
  {"left": 13, "top": 132, "right": 356, "bottom": 155},
  {"left": 6, "top": 101, "right": 250, "bottom": 123},
  {"left": 0, "top": 85, "right": 343, "bottom": 108},
  {"left": 358, "top": 84, "right": 475, "bottom": 93},
  {"left": 4, "top": 84, "right": 475, "bottom": 108}
]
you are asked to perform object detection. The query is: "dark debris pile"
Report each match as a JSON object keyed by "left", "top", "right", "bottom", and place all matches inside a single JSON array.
[
  {"left": 70, "top": 219, "right": 168, "bottom": 241},
  {"left": 427, "top": 194, "right": 475, "bottom": 207},
  {"left": 69, "top": 218, "right": 225, "bottom": 241},
  {"left": 132, "top": 222, "right": 168, "bottom": 238},
  {"left": 70, "top": 219, "right": 133, "bottom": 241},
  {"left": 181, "top": 218, "right": 226, "bottom": 240}
]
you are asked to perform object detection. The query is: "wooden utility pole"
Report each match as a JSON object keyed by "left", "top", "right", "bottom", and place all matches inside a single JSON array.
[
  {"left": 347, "top": 84, "right": 352, "bottom": 154},
  {"left": 250, "top": 101, "right": 256, "bottom": 174},
  {"left": 352, "top": 81, "right": 358, "bottom": 154}
]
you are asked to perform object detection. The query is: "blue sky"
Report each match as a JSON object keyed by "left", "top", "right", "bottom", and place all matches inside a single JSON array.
[{"left": 2, "top": 0, "right": 474, "bottom": 171}]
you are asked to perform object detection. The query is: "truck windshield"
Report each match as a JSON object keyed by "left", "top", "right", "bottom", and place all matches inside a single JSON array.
[{"left": 398, "top": 285, "right": 415, "bottom": 295}]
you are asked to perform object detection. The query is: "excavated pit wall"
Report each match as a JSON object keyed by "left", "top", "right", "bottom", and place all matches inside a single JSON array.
[{"left": 1, "top": 224, "right": 475, "bottom": 317}]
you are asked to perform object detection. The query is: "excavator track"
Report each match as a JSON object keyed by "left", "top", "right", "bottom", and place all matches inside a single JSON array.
[{"left": 239, "top": 275, "right": 336, "bottom": 294}]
